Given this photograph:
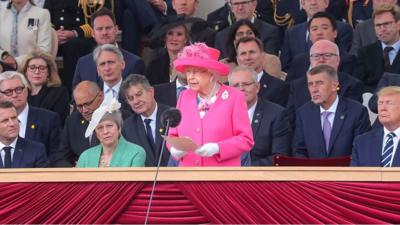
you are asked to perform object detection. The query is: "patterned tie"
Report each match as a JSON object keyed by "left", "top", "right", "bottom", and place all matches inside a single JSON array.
[
  {"left": 322, "top": 111, "right": 332, "bottom": 153},
  {"left": 176, "top": 86, "right": 187, "bottom": 99},
  {"left": 383, "top": 46, "right": 394, "bottom": 72},
  {"left": 3, "top": 146, "right": 12, "bottom": 168},
  {"left": 144, "top": 119, "right": 155, "bottom": 153},
  {"left": 382, "top": 132, "right": 396, "bottom": 167}
]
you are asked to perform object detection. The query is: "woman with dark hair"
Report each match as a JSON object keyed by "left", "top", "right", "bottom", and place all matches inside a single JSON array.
[
  {"left": 20, "top": 50, "right": 70, "bottom": 123},
  {"left": 222, "top": 19, "right": 286, "bottom": 80}
]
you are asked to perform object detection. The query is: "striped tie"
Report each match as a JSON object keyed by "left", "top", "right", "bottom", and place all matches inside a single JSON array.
[{"left": 381, "top": 132, "right": 396, "bottom": 167}]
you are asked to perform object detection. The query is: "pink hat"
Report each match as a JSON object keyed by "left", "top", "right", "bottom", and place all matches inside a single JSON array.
[{"left": 173, "top": 43, "right": 230, "bottom": 76}]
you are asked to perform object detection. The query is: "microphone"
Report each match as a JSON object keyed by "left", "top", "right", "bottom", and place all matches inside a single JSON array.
[
  {"left": 160, "top": 108, "right": 181, "bottom": 128},
  {"left": 145, "top": 108, "right": 181, "bottom": 225}
]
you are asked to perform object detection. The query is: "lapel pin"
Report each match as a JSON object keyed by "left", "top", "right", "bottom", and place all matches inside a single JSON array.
[
  {"left": 221, "top": 90, "right": 229, "bottom": 100},
  {"left": 340, "top": 115, "right": 345, "bottom": 120},
  {"left": 263, "top": 84, "right": 267, "bottom": 88},
  {"left": 254, "top": 119, "right": 259, "bottom": 124},
  {"left": 159, "top": 128, "right": 164, "bottom": 133},
  {"left": 31, "top": 124, "right": 36, "bottom": 129},
  {"left": 256, "top": 113, "right": 261, "bottom": 116},
  {"left": 81, "top": 120, "right": 85, "bottom": 124}
]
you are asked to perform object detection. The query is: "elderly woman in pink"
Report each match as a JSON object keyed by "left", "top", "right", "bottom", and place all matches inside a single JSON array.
[{"left": 168, "top": 43, "right": 254, "bottom": 166}]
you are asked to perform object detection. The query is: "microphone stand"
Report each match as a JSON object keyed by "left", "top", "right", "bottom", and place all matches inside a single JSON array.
[{"left": 144, "top": 119, "right": 170, "bottom": 225}]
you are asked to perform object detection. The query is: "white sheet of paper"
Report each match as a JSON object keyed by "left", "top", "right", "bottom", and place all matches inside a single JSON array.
[{"left": 164, "top": 136, "right": 199, "bottom": 152}]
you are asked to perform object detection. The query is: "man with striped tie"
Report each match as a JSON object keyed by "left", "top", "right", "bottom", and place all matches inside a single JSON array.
[{"left": 352, "top": 86, "right": 400, "bottom": 166}]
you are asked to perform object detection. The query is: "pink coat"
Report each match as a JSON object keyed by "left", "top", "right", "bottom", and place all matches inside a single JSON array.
[{"left": 168, "top": 84, "right": 254, "bottom": 166}]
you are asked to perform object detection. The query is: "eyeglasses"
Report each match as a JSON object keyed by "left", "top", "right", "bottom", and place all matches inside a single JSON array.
[
  {"left": 310, "top": 53, "right": 338, "bottom": 60},
  {"left": 374, "top": 21, "right": 395, "bottom": 29},
  {"left": 231, "top": 81, "right": 255, "bottom": 88},
  {"left": 0, "top": 86, "right": 25, "bottom": 96},
  {"left": 230, "top": 0, "right": 255, "bottom": 7},
  {"left": 76, "top": 92, "right": 100, "bottom": 111},
  {"left": 27, "top": 65, "right": 47, "bottom": 72}
]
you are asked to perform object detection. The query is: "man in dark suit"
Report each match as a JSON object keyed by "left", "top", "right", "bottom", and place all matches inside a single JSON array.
[
  {"left": 293, "top": 65, "right": 371, "bottom": 158},
  {"left": 52, "top": 81, "right": 104, "bottom": 167},
  {"left": 287, "top": 40, "right": 363, "bottom": 127},
  {"left": 0, "top": 71, "right": 61, "bottom": 164},
  {"left": 236, "top": 36, "right": 289, "bottom": 107},
  {"left": 369, "top": 72, "right": 400, "bottom": 113},
  {"left": 229, "top": 66, "right": 291, "bottom": 166},
  {"left": 154, "top": 72, "right": 188, "bottom": 107},
  {"left": 286, "top": 12, "right": 357, "bottom": 82},
  {"left": 0, "top": 101, "right": 48, "bottom": 168},
  {"left": 72, "top": 7, "right": 145, "bottom": 89},
  {"left": 280, "top": 0, "right": 353, "bottom": 71},
  {"left": 214, "top": 0, "right": 281, "bottom": 58},
  {"left": 352, "top": 86, "right": 400, "bottom": 166},
  {"left": 353, "top": 5, "right": 400, "bottom": 93},
  {"left": 121, "top": 74, "right": 171, "bottom": 167}
]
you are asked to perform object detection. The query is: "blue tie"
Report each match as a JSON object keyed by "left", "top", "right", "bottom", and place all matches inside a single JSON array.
[
  {"left": 382, "top": 132, "right": 396, "bottom": 167},
  {"left": 144, "top": 119, "right": 155, "bottom": 153},
  {"left": 3, "top": 146, "right": 12, "bottom": 168}
]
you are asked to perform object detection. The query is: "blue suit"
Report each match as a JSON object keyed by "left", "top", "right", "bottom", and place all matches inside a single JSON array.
[
  {"left": 25, "top": 106, "right": 61, "bottom": 163},
  {"left": 280, "top": 20, "right": 353, "bottom": 71},
  {"left": 259, "top": 71, "right": 289, "bottom": 107},
  {"left": 351, "top": 128, "right": 400, "bottom": 166},
  {"left": 0, "top": 137, "right": 49, "bottom": 168},
  {"left": 72, "top": 48, "right": 145, "bottom": 89},
  {"left": 293, "top": 97, "right": 371, "bottom": 158}
]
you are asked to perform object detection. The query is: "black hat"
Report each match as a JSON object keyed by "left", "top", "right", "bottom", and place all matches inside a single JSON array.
[{"left": 149, "top": 14, "right": 203, "bottom": 48}]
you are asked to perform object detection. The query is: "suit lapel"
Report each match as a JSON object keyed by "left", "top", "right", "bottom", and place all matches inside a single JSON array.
[
  {"left": 155, "top": 106, "right": 164, "bottom": 160},
  {"left": 12, "top": 137, "right": 24, "bottom": 168},
  {"left": 308, "top": 104, "right": 326, "bottom": 153},
  {"left": 251, "top": 101, "right": 263, "bottom": 137},
  {"left": 390, "top": 50, "right": 400, "bottom": 72},
  {"left": 372, "top": 129, "right": 385, "bottom": 166},
  {"left": 25, "top": 107, "right": 36, "bottom": 140},
  {"left": 328, "top": 98, "right": 346, "bottom": 154}
]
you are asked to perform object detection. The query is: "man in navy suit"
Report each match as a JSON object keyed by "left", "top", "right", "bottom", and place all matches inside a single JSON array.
[
  {"left": 352, "top": 86, "right": 400, "bottom": 166},
  {"left": 293, "top": 65, "right": 371, "bottom": 158},
  {"left": 280, "top": 0, "right": 353, "bottom": 71},
  {"left": 154, "top": 72, "right": 188, "bottom": 107},
  {"left": 236, "top": 36, "right": 289, "bottom": 107},
  {"left": 0, "top": 71, "right": 61, "bottom": 164},
  {"left": 214, "top": 0, "right": 281, "bottom": 58},
  {"left": 287, "top": 40, "right": 363, "bottom": 127},
  {"left": 369, "top": 72, "right": 400, "bottom": 113},
  {"left": 121, "top": 74, "right": 171, "bottom": 167},
  {"left": 229, "top": 66, "right": 291, "bottom": 166},
  {"left": 353, "top": 5, "right": 400, "bottom": 93},
  {"left": 72, "top": 7, "right": 145, "bottom": 90},
  {"left": 0, "top": 101, "right": 48, "bottom": 168}
]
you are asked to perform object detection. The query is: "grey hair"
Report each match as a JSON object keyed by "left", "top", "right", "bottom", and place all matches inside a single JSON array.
[
  {"left": 0, "top": 71, "right": 30, "bottom": 89},
  {"left": 93, "top": 44, "right": 124, "bottom": 65},
  {"left": 307, "top": 64, "right": 338, "bottom": 81},
  {"left": 228, "top": 65, "right": 258, "bottom": 84},
  {"left": 121, "top": 74, "right": 152, "bottom": 96},
  {"left": 99, "top": 110, "right": 123, "bottom": 129}
]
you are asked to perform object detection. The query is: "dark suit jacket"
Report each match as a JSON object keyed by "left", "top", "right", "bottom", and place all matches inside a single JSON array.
[
  {"left": 72, "top": 48, "right": 145, "bottom": 89},
  {"left": 293, "top": 97, "right": 371, "bottom": 158},
  {"left": 369, "top": 72, "right": 400, "bottom": 113},
  {"left": 122, "top": 103, "right": 171, "bottom": 167},
  {"left": 280, "top": 20, "right": 353, "bottom": 71},
  {"left": 52, "top": 110, "right": 132, "bottom": 167},
  {"left": 250, "top": 98, "right": 291, "bottom": 166},
  {"left": 351, "top": 128, "right": 400, "bottom": 166},
  {"left": 0, "top": 137, "right": 49, "bottom": 168},
  {"left": 28, "top": 86, "right": 70, "bottom": 125},
  {"left": 214, "top": 18, "right": 281, "bottom": 58},
  {"left": 259, "top": 71, "right": 289, "bottom": 107},
  {"left": 354, "top": 41, "right": 400, "bottom": 92},
  {"left": 25, "top": 106, "right": 61, "bottom": 163},
  {"left": 154, "top": 81, "right": 177, "bottom": 107},
  {"left": 286, "top": 72, "right": 364, "bottom": 127},
  {"left": 286, "top": 50, "right": 357, "bottom": 82},
  {"left": 146, "top": 49, "right": 170, "bottom": 85},
  {"left": 350, "top": 19, "right": 376, "bottom": 56}
]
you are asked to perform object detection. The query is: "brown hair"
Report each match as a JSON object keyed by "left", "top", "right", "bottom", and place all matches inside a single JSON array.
[{"left": 373, "top": 5, "right": 400, "bottom": 21}]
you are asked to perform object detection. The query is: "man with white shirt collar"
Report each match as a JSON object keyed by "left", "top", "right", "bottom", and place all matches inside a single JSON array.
[
  {"left": 214, "top": 0, "right": 281, "bottom": 58},
  {"left": 0, "top": 71, "right": 61, "bottom": 164},
  {"left": 154, "top": 71, "right": 189, "bottom": 107},
  {"left": 352, "top": 86, "right": 400, "bottom": 166},
  {"left": 0, "top": 101, "right": 48, "bottom": 168},
  {"left": 236, "top": 36, "right": 289, "bottom": 106},
  {"left": 121, "top": 74, "right": 171, "bottom": 167},
  {"left": 228, "top": 66, "right": 291, "bottom": 166},
  {"left": 293, "top": 64, "right": 371, "bottom": 158}
]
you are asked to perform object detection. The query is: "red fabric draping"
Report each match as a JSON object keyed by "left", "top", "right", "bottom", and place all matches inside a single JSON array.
[{"left": 1, "top": 181, "right": 400, "bottom": 224}]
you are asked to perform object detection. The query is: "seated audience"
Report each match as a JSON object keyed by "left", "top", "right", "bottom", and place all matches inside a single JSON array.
[
  {"left": 121, "top": 74, "right": 171, "bottom": 167},
  {"left": 229, "top": 66, "right": 291, "bottom": 166},
  {"left": 221, "top": 19, "right": 286, "bottom": 80},
  {"left": 0, "top": 71, "right": 61, "bottom": 163},
  {"left": 353, "top": 5, "right": 400, "bottom": 93},
  {"left": 292, "top": 65, "right": 371, "bottom": 158},
  {"left": 0, "top": 101, "right": 48, "bottom": 168},
  {"left": 77, "top": 98, "right": 145, "bottom": 167},
  {"left": 20, "top": 50, "right": 70, "bottom": 124},
  {"left": 352, "top": 86, "right": 400, "bottom": 166},
  {"left": 0, "top": 0, "right": 51, "bottom": 69}
]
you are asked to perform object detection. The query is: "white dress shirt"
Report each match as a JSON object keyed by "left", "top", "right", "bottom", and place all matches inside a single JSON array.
[
  {"left": 140, "top": 104, "right": 158, "bottom": 140},
  {"left": 382, "top": 127, "right": 400, "bottom": 166},
  {"left": 18, "top": 104, "right": 29, "bottom": 138},
  {"left": 319, "top": 95, "right": 339, "bottom": 129},
  {"left": 0, "top": 138, "right": 17, "bottom": 165}
]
